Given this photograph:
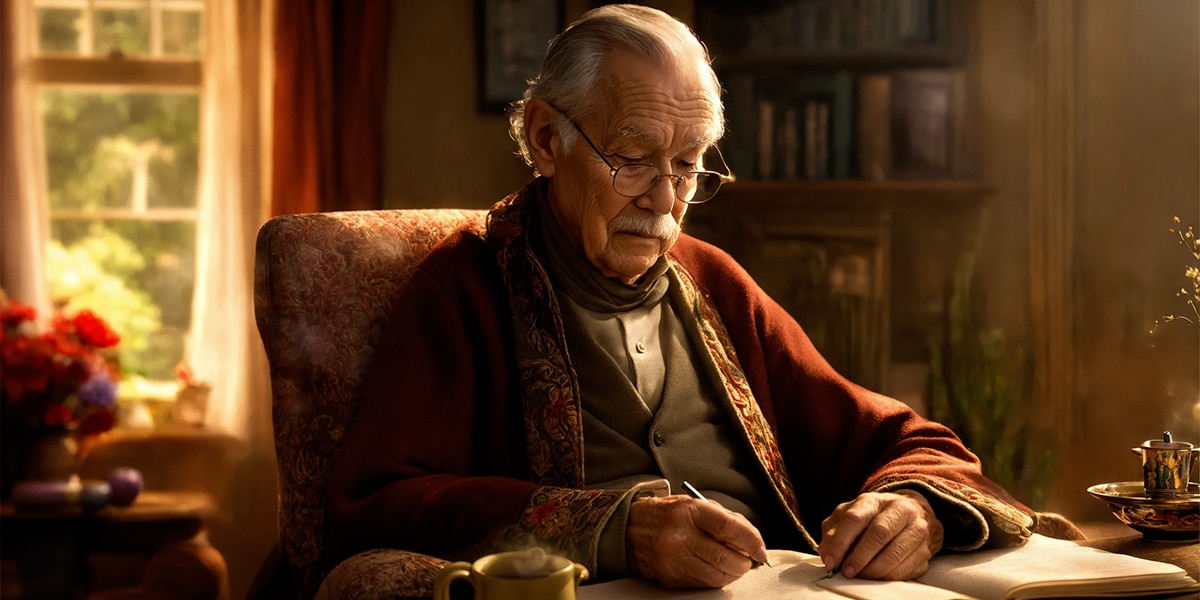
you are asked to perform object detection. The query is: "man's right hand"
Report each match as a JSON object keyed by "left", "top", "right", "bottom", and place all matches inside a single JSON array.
[{"left": 626, "top": 494, "right": 769, "bottom": 588}]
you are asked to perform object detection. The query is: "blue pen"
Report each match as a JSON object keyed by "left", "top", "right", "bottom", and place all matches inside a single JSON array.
[{"left": 681, "top": 480, "right": 771, "bottom": 568}]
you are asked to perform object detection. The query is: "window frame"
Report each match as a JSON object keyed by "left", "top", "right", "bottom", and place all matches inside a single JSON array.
[{"left": 33, "top": 0, "right": 204, "bottom": 222}]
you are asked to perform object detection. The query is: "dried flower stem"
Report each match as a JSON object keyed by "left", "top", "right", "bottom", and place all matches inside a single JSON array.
[{"left": 1152, "top": 217, "right": 1200, "bottom": 334}]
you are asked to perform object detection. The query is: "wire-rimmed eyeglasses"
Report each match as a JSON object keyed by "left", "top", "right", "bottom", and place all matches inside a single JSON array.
[{"left": 551, "top": 105, "right": 735, "bottom": 204}]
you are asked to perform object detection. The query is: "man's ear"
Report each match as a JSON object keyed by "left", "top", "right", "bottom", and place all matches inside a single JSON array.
[{"left": 525, "top": 98, "right": 559, "bottom": 178}]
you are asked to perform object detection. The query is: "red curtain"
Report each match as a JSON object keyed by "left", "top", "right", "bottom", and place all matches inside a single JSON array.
[{"left": 272, "top": 0, "right": 392, "bottom": 215}]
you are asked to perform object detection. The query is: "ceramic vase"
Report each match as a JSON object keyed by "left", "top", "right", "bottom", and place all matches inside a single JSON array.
[
  {"left": 25, "top": 431, "right": 78, "bottom": 483},
  {"left": 1, "top": 429, "right": 79, "bottom": 499}
]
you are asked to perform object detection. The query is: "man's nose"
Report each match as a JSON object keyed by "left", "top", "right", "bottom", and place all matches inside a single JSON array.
[{"left": 637, "top": 174, "right": 679, "bottom": 215}]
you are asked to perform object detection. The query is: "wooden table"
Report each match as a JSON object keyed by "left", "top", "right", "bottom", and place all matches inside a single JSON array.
[{"left": 0, "top": 491, "right": 223, "bottom": 599}]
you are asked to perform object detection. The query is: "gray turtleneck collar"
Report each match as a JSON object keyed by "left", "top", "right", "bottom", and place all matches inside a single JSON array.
[{"left": 534, "top": 199, "right": 671, "bottom": 314}]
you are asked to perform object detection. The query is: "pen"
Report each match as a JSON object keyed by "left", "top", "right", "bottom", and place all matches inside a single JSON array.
[
  {"left": 680, "top": 480, "right": 771, "bottom": 568},
  {"left": 681, "top": 480, "right": 708, "bottom": 501}
]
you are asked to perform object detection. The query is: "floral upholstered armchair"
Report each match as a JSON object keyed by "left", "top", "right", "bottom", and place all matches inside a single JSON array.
[{"left": 252, "top": 208, "right": 487, "bottom": 599}]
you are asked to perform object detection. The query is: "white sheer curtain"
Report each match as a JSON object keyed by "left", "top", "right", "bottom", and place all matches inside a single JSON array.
[
  {"left": 0, "top": 0, "right": 51, "bottom": 317},
  {"left": 188, "top": 0, "right": 275, "bottom": 444}
]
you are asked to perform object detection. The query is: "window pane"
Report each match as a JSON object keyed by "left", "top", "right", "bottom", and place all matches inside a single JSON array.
[
  {"left": 41, "top": 91, "right": 200, "bottom": 211},
  {"left": 162, "top": 10, "right": 203, "bottom": 56},
  {"left": 41, "top": 88, "right": 199, "bottom": 382},
  {"left": 48, "top": 220, "right": 195, "bottom": 381},
  {"left": 37, "top": 8, "right": 83, "bottom": 53},
  {"left": 94, "top": 9, "right": 149, "bottom": 56}
]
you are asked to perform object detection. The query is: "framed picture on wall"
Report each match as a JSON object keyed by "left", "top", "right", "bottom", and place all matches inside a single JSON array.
[
  {"left": 889, "top": 68, "right": 970, "bottom": 179},
  {"left": 477, "top": 0, "right": 561, "bottom": 111}
]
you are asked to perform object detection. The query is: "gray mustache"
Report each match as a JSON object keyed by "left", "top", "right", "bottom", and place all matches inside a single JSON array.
[{"left": 608, "top": 212, "right": 680, "bottom": 239}]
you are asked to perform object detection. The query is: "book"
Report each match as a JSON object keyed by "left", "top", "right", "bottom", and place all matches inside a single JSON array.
[
  {"left": 756, "top": 99, "right": 776, "bottom": 180},
  {"left": 803, "top": 99, "right": 831, "bottom": 180},
  {"left": 948, "top": 67, "right": 974, "bottom": 178},
  {"left": 856, "top": 72, "right": 892, "bottom": 180},
  {"left": 854, "top": 68, "right": 971, "bottom": 181},
  {"left": 911, "top": 533, "right": 1199, "bottom": 599},
  {"left": 755, "top": 72, "right": 854, "bottom": 179},
  {"left": 723, "top": 72, "right": 757, "bottom": 179},
  {"left": 778, "top": 106, "right": 800, "bottom": 180},
  {"left": 577, "top": 534, "right": 1199, "bottom": 600}
]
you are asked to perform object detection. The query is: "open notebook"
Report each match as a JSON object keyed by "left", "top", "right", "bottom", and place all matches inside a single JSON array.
[{"left": 578, "top": 534, "right": 1199, "bottom": 600}]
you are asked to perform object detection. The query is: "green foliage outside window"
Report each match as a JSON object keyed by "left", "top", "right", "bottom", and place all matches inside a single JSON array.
[
  {"left": 36, "top": 3, "right": 203, "bottom": 58},
  {"left": 45, "top": 227, "right": 161, "bottom": 372},
  {"left": 41, "top": 91, "right": 198, "bottom": 382},
  {"left": 42, "top": 92, "right": 199, "bottom": 210},
  {"left": 37, "top": 9, "right": 81, "bottom": 52}
]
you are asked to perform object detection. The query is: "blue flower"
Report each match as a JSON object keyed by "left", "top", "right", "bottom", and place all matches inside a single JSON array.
[{"left": 78, "top": 372, "right": 117, "bottom": 408}]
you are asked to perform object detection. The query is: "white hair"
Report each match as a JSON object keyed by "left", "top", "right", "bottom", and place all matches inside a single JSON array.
[{"left": 506, "top": 4, "right": 725, "bottom": 170}]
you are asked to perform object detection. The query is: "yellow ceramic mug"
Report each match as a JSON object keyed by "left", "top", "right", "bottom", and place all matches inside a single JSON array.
[{"left": 433, "top": 548, "right": 588, "bottom": 600}]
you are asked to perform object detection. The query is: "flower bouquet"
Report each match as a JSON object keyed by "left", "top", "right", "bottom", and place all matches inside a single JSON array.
[{"left": 1, "top": 292, "right": 122, "bottom": 496}]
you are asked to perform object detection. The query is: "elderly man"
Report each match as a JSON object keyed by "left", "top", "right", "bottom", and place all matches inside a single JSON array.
[{"left": 326, "top": 3, "right": 1071, "bottom": 591}]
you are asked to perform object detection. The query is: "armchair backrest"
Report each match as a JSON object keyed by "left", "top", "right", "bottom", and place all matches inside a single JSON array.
[{"left": 253, "top": 208, "right": 487, "bottom": 598}]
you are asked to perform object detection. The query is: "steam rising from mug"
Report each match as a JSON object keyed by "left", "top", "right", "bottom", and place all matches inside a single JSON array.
[{"left": 511, "top": 547, "right": 551, "bottom": 578}]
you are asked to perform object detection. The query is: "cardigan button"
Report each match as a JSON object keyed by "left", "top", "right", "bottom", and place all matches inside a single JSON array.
[
  {"left": 652, "top": 431, "right": 665, "bottom": 446},
  {"left": 635, "top": 341, "right": 647, "bottom": 353}
]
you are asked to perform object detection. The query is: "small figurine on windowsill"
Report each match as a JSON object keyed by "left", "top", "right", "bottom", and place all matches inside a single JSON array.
[{"left": 173, "top": 361, "right": 210, "bottom": 428}]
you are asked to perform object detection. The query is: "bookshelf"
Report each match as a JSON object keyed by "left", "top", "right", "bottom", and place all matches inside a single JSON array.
[
  {"left": 698, "top": 0, "right": 973, "bottom": 184},
  {"left": 689, "top": 0, "right": 985, "bottom": 398}
]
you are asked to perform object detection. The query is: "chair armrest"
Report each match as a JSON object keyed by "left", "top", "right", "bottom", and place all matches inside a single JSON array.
[{"left": 315, "top": 548, "right": 450, "bottom": 600}]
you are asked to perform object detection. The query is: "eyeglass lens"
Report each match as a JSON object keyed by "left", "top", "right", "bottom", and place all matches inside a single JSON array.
[{"left": 612, "top": 166, "right": 723, "bottom": 203}]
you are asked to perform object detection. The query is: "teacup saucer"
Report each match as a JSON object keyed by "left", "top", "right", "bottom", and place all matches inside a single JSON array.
[{"left": 1087, "top": 481, "right": 1200, "bottom": 541}]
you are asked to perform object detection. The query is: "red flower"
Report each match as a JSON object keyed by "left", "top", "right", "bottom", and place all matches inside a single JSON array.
[
  {"left": 2, "top": 336, "right": 52, "bottom": 368},
  {"left": 78, "top": 407, "right": 117, "bottom": 435},
  {"left": 72, "top": 310, "right": 120, "bottom": 349},
  {"left": 43, "top": 402, "right": 73, "bottom": 427},
  {"left": 1, "top": 301, "right": 36, "bottom": 329},
  {"left": 0, "top": 294, "right": 122, "bottom": 437},
  {"left": 1, "top": 337, "right": 53, "bottom": 400},
  {"left": 3, "top": 372, "right": 47, "bottom": 403},
  {"left": 48, "top": 331, "right": 83, "bottom": 356}
]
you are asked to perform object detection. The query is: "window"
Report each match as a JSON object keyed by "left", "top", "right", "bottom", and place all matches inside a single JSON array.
[{"left": 30, "top": 0, "right": 204, "bottom": 393}]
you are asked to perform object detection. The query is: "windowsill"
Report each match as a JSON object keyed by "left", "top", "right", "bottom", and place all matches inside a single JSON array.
[{"left": 101, "top": 426, "right": 238, "bottom": 443}]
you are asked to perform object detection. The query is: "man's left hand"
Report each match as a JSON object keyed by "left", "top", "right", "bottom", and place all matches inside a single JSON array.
[{"left": 817, "top": 490, "right": 944, "bottom": 580}]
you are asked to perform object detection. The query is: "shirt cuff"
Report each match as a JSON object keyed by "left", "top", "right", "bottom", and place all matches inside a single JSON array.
[{"left": 594, "top": 478, "right": 670, "bottom": 581}]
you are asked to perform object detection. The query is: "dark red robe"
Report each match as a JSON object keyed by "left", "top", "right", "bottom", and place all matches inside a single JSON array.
[{"left": 325, "top": 179, "right": 1039, "bottom": 576}]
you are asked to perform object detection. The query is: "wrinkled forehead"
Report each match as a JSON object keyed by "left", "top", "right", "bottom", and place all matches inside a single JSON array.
[{"left": 592, "top": 51, "right": 723, "bottom": 147}]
